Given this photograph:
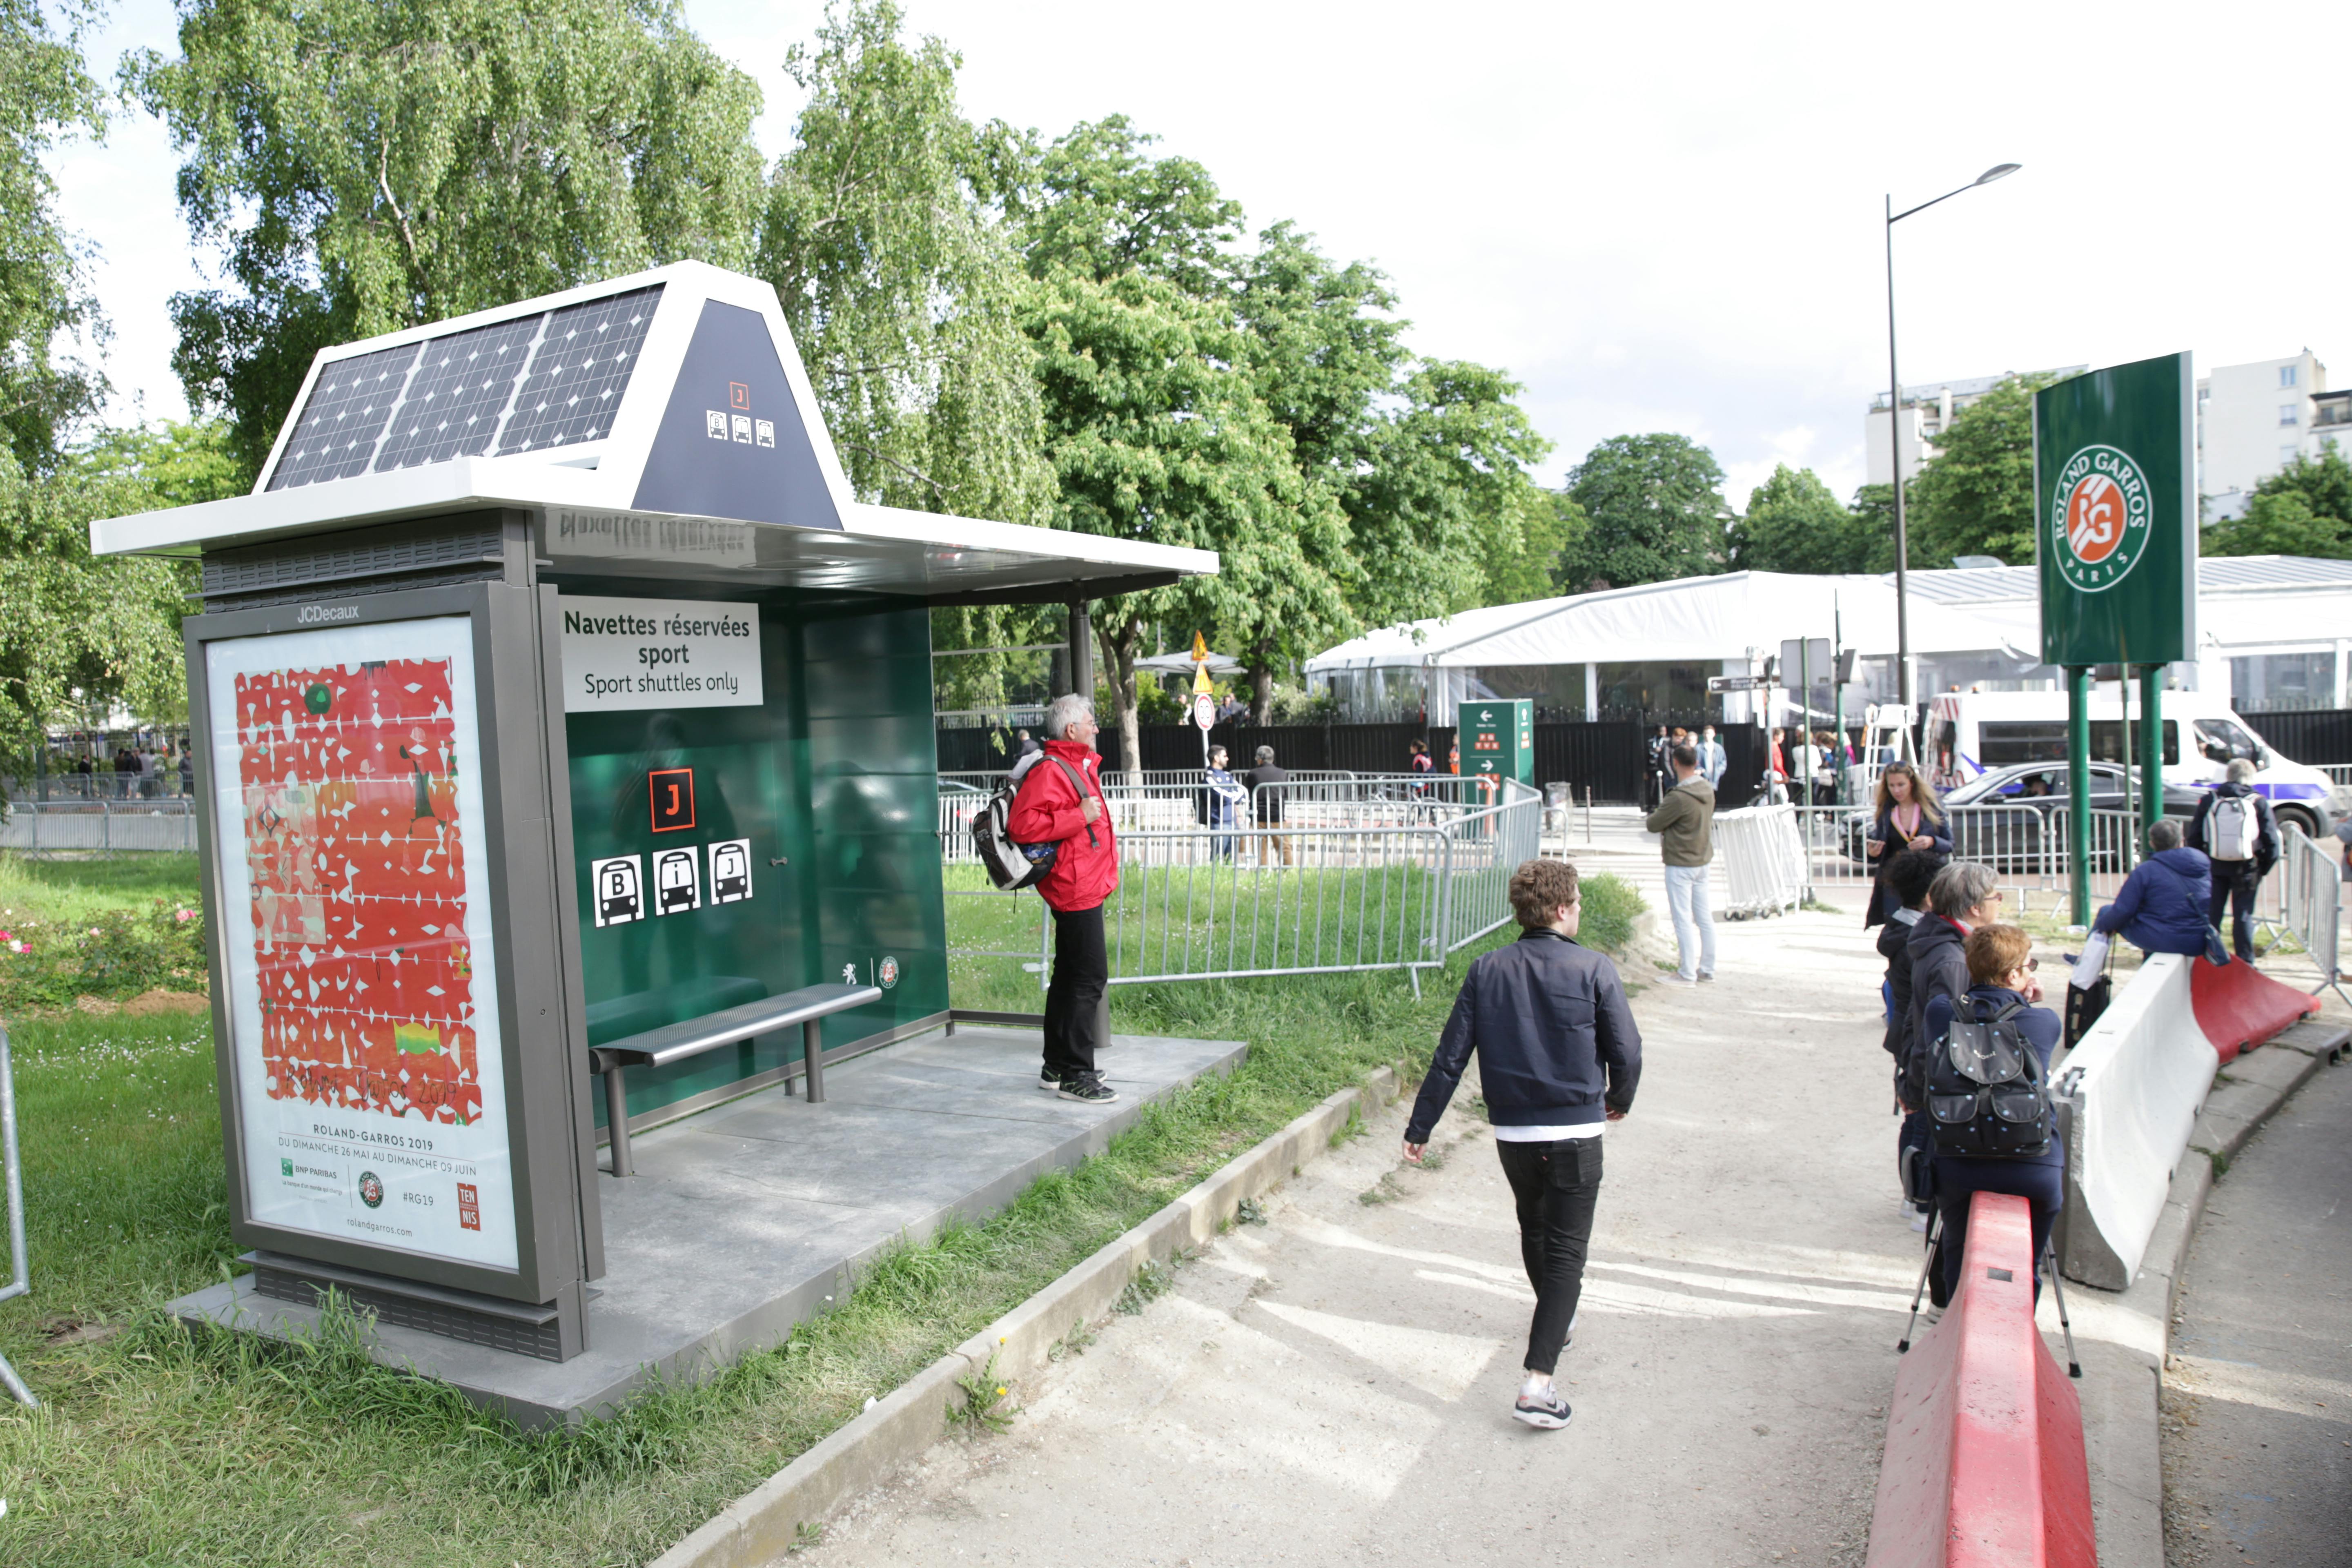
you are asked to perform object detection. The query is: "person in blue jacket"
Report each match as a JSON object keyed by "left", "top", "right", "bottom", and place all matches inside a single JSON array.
[
  {"left": 1402, "top": 856, "right": 1641, "bottom": 1432},
  {"left": 1864, "top": 762, "right": 1952, "bottom": 927},
  {"left": 2093, "top": 817, "right": 2224, "bottom": 961},
  {"left": 1922, "top": 922, "right": 2063, "bottom": 1302}
]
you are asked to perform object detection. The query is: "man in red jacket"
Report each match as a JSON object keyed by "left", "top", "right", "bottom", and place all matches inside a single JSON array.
[{"left": 1007, "top": 694, "right": 1120, "bottom": 1103}]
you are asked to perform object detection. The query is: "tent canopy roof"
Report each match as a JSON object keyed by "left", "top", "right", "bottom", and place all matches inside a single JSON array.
[{"left": 89, "top": 261, "right": 1213, "bottom": 604}]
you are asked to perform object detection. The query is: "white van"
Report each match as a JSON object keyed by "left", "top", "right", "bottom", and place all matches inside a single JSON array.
[{"left": 1921, "top": 690, "right": 2335, "bottom": 837}]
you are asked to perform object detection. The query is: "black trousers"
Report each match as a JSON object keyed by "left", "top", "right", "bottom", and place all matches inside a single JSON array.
[
  {"left": 1932, "top": 1157, "right": 2063, "bottom": 1305},
  {"left": 1496, "top": 1136, "right": 1604, "bottom": 1375},
  {"left": 1043, "top": 903, "right": 1107, "bottom": 1084},
  {"left": 2207, "top": 863, "right": 2263, "bottom": 962}
]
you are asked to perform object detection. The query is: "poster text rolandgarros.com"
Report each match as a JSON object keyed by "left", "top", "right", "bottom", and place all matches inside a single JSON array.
[{"left": 205, "top": 617, "right": 518, "bottom": 1271}]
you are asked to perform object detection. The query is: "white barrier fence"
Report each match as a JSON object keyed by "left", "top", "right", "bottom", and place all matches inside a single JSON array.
[
  {"left": 1715, "top": 802, "right": 1805, "bottom": 917},
  {"left": 0, "top": 801, "right": 199, "bottom": 854},
  {"left": 2053, "top": 955, "right": 2213, "bottom": 1290}
]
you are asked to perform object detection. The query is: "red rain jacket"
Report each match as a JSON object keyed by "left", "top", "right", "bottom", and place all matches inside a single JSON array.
[{"left": 1007, "top": 739, "right": 1118, "bottom": 912}]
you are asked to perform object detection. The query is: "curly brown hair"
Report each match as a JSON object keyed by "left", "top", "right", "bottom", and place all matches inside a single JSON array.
[
  {"left": 1508, "top": 858, "right": 1581, "bottom": 928},
  {"left": 1964, "top": 923, "right": 2034, "bottom": 987}
]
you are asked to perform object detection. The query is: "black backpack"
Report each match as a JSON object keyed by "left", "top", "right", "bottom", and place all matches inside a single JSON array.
[
  {"left": 1924, "top": 996, "right": 2054, "bottom": 1160},
  {"left": 972, "top": 756, "right": 1095, "bottom": 891}
]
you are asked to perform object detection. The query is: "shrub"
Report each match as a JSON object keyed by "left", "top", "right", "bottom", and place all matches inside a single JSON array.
[{"left": 0, "top": 897, "right": 207, "bottom": 1009}]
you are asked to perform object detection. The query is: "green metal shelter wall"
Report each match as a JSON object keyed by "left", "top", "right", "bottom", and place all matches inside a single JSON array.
[{"left": 564, "top": 597, "right": 946, "bottom": 1127}]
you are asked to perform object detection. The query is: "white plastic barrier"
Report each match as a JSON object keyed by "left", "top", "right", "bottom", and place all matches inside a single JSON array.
[
  {"left": 1714, "top": 802, "right": 1804, "bottom": 917},
  {"left": 2054, "top": 955, "right": 2215, "bottom": 1290}
]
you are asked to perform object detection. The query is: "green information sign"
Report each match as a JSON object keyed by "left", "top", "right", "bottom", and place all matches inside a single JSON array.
[
  {"left": 1461, "top": 698, "right": 1533, "bottom": 784},
  {"left": 2034, "top": 352, "right": 2196, "bottom": 666}
]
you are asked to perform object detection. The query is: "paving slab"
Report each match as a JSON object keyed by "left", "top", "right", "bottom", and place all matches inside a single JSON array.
[{"left": 169, "top": 1025, "right": 1245, "bottom": 1427}]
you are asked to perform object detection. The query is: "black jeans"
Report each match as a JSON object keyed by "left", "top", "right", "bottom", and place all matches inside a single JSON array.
[
  {"left": 2208, "top": 862, "right": 2263, "bottom": 962},
  {"left": 1931, "top": 1157, "right": 2063, "bottom": 1306},
  {"left": 1496, "top": 1136, "right": 1604, "bottom": 1376},
  {"left": 1043, "top": 904, "right": 1107, "bottom": 1084}
]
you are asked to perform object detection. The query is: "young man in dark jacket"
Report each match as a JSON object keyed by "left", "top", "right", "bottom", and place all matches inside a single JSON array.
[
  {"left": 2094, "top": 818, "right": 2220, "bottom": 960},
  {"left": 1402, "top": 858, "right": 1641, "bottom": 1431},
  {"left": 2186, "top": 759, "right": 2278, "bottom": 962}
]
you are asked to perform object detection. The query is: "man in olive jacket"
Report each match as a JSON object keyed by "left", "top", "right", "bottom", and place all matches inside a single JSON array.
[{"left": 1644, "top": 742, "right": 1716, "bottom": 982}]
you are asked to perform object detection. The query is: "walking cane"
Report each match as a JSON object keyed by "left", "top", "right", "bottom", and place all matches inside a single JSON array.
[
  {"left": 2042, "top": 1236, "right": 2082, "bottom": 1379},
  {"left": 1896, "top": 1209, "right": 1942, "bottom": 1354}
]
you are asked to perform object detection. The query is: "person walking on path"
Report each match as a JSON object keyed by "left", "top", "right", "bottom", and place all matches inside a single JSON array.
[
  {"left": 1401, "top": 857, "right": 1642, "bottom": 1432},
  {"left": 1922, "top": 922, "right": 2065, "bottom": 1300},
  {"left": 1863, "top": 761, "right": 1951, "bottom": 927},
  {"left": 1007, "top": 694, "right": 1121, "bottom": 1104},
  {"left": 2187, "top": 758, "right": 2277, "bottom": 962},
  {"left": 2094, "top": 818, "right": 2224, "bottom": 961},
  {"left": 1697, "top": 724, "right": 1727, "bottom": 788},
  {"left": 1645, "top": 742, "right": 1717, "bottom": 984},
  {"left": 1246, "top": 744, "right": 1292, "bottom": 866}
]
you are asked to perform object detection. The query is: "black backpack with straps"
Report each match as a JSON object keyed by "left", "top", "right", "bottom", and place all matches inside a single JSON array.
[
  {"left": 1924, "top": 995, "right": 2054, "bottom": 1160},
  {"left": 973, "top": 755, "right": 1098, "bottom": 891}
]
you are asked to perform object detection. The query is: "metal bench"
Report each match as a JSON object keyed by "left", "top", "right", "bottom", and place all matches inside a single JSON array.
[{"left": 588, "top": 981, "right": 883, "bottom": 1176}]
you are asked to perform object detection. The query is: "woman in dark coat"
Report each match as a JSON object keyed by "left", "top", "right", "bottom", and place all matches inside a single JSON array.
[{"left": 1864, "top": 761, "right": 1951, "bottom": 927}]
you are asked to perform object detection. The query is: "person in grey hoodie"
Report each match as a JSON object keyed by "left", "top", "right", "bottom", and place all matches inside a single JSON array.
[{"left": 1644, "top": 742, "right": 1716, "bottom": 983}]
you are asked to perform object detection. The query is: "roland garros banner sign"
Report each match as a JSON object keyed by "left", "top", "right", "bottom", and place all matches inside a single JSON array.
[{"left": 2035, "top": 352, "right": 2196, "bottom": 667}]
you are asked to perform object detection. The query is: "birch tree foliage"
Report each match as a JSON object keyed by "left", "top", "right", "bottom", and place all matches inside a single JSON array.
[
  {"left": 129, "top": 0, "right": 766, "bottom": 481},
  {"left": 0, "top": 0, "right": 108, "bottom": 467}
]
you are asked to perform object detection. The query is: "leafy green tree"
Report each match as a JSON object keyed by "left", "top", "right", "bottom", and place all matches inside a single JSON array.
[
  {"left": 1902, "top": 375, "right": 2058, "bottom": 567},
  {"left": 1557, "top": 433, "right": 1728, "bottom": 590},
  {"left": 2203, "top": 450, "right": 2352, "bottom": 557},
  {"left": 1731, "top": 463, "right": 1886, "bottom": 574},
  {"left": 73, "top": 419, "right": 247, "bottom": 508},
  {"left": 1000, "top": 116, "right": 1241, "bottom": 299},
  {"left": 0, "top": 0, "right": 108, "bottom": 465},
  {"left": 129, "top": 0, "right": 766, "bottom": 483}
]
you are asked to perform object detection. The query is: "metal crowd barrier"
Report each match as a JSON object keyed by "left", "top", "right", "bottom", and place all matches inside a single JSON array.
[
  {"left": 2273, "top": 824, "right": 2348, "bottom": 1004},
  {"left": 0, "top": 800, "right": 200, "bottom": 855},
  {"left": 1715, "top": 802, "right": 1805, "bottom": 916},
  {"left": 945, "top": 776, "right": 1541, "bottom": 998},
  {"left": 0, "top": 1026, "right": 35, "bottom": 1406}
]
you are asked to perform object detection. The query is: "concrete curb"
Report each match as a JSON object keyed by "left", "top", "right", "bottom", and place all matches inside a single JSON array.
[
  {"left": 649, "top": 1064, "right": 1406, "bottom": 1568},
  {"left": 2075, "top": 1016, "right": 2346, "bottom": 1567}
]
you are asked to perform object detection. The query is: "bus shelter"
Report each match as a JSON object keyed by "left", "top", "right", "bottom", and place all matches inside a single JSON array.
[{"left": 89, "top": 262, "right": 1214, "bottom": 1414}]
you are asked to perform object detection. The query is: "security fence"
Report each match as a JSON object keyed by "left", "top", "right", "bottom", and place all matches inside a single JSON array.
[
  {"left": 1753, "top": 802, "right": 2170, "bottom": 916},
  {"left": 944, "top": 775, "right": 1542, "bottom": 996},
  {"left": 0, "top": 800, "right": 200, "bottom": 855},
  {"left": 2271, "top": 824, "right": 2348, "bottom": 1003}
]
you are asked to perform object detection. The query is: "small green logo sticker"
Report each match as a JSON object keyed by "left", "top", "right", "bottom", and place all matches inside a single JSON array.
[
  {"left": 357, "top": 1171, "right": 384, "bottom": 1209},
  {"left": 304, "top": 682, "right": 334, "bottom": 715},
  {"left": 281, "top": 1157, "right": 294, "bottom": 1177},
  {"left": 2051, "top": 444, "right": 2153, "bottom": 593}
]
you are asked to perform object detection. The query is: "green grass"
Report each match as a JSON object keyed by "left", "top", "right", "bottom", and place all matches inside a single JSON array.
[
  {"left": 0, "top": 853, "right": 204, "bottom": 934},
  {"left": 0, "top": 855, "right": 1644, "bottom": 1567}
]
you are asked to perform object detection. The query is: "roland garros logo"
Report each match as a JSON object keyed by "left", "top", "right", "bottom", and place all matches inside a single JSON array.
[{"left": 2051, "top": 444, "right": 2152, "bottom": 592}]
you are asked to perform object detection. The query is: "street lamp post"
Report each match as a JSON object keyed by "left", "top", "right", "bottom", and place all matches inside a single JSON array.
[{"left": 1884, "top": 163, "right": 2020, "bottom": 719}]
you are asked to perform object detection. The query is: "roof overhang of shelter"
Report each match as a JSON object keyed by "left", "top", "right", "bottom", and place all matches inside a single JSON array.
[{"left": 89, "top": 260, "right": 1213, "bottom": 605}]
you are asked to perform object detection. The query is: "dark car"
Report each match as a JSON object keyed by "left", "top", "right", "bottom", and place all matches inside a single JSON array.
[{"left": 1844, "top": 762, "right": 2203, "bottom": 870}]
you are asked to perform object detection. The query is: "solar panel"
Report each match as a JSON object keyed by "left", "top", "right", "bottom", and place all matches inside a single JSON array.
[
  {"left": 265, "top": 343, "right": 421, "bottom": 491},
  {"left": 372, "top": 316, "right": 541, "bottom": 472},
  {"left": 497, "top": 284, "right": 664, "bottom": 455}
]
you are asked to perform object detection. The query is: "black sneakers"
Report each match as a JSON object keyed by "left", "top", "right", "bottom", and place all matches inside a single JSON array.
[
  {"left": 1512, "top": 1389, "right": 1573, "bottom": 1430},
  {"left": 1038, "top": 1069, "right": 1059, "bottom": 1093},
  {"left": 1056, "top": 1073, "right": 1119, "bottom": 1104}
]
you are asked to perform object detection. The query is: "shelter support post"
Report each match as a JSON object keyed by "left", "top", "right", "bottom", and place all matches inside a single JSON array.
[
  {"left": 2068, "top": 666, "right": 2092, "bottom": 929},
  {"left": 2138, "top": 665, "right": 2164, "bottom": 842},
  {"left": 605, "top": 1065, "right": 634, "bottom": 1178},
  {"left": 803, "top": 1017, "right": 827, "bottom": 1104}
]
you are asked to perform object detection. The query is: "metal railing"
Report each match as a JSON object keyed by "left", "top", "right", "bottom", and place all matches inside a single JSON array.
[
  {"left": 0, "top": 800, "right": 200, "bottom": 855},
  {"left": 2272, "top": 824, "right": 2348, "bottom": 1003},
  {"left": 0, "top": 1026, "right": 36, "bottom": 1406},
  {"left": 1767, "top": 802, "right": 2163, "bottom": 915},
  {"left": 7, "top": 772, "right": 194, "bottom": 803},
  {"left": 947, "top": 777, "right": 1542, "bottom": 997}
]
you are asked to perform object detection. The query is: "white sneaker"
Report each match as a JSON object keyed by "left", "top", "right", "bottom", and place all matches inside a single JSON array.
[{"left": 1659, "top": 972, "right": 1697, "bottom": 987}]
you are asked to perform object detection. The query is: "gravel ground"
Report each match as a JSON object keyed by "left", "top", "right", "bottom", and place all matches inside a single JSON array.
[
  {"left": 797, "top": 909, "right": 1930, "bottom": 1568},
  {"left": 2161, "top": 1057, "right": 2352, "bottom": 1567}
]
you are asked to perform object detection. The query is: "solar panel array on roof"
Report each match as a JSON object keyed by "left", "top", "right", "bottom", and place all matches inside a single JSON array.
[
  {"left": 267, "top": 343, "right": 420, "bottom": 491},
  {"left": 264, "top": 283, "right": 666, "bottom": 491},
  {"left": 499, "top": 285, "right": 662, "bottom": 454}
]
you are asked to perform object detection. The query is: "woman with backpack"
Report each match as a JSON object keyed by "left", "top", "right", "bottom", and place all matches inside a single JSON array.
[
  {"left": 1921, "top": 923, "right": 2063, "bottom": 1302},
  {"left": 1864, "top": 761, "right": 1951, "bottom": 927}
]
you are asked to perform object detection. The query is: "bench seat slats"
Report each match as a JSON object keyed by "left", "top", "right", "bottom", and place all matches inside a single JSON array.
[{"left": 591, "top": 982, "right": 884, "bottom": 1069}]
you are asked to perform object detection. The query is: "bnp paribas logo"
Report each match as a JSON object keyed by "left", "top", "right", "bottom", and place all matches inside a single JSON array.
[{"left": 2052, "top": 444, "right": 2152, "bottom": 593}]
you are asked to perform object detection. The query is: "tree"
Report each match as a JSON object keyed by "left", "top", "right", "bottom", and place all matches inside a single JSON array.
[
  {"left": 1731, "top": 463, "right": 1886, "bottom": 575},
  {"left": 2203, "top": 450, "right": 2352, "bottom": 558},
  {"left": 1557, "top": 433, "right": 1728, "bottom": 591},
  {"left": 1902, "top": 374, "right": 2057, "bottom": 567},
  {"left": 129, "top": 0, "right": 766, "bottom": 483},
  {"left": 0, "top": 0, "right": 108, "bottom": 466}
]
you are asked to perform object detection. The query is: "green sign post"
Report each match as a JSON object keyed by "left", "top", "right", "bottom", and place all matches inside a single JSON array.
[
  {"left": 2034, "top": 352, "right": 2196, "bottom": 926},
  {"left": 1461, "top": 698, "right": 1534, "bottom": 785}
]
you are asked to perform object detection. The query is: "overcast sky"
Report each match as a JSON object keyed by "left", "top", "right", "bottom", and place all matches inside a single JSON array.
[{"left": 52, "top": 0, "right": 2350, "bottom": 509}]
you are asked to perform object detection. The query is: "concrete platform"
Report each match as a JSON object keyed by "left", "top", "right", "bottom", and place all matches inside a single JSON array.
[{"left": 169, "top": 1025, "right": 1246, "bottom": 1426}]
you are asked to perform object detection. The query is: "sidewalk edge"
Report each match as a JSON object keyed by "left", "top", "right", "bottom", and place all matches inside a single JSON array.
[{"left": 648, "top": 1064, "right": 1405, "bottom": 1568}]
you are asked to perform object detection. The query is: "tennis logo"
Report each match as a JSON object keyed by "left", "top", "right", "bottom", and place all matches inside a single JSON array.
[{"left": 2052, "top": 444, "right": 2152, "bottom": 592}]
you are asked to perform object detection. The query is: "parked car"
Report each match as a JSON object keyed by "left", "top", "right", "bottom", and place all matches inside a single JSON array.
[{"left": 1841, "top": 762, "right": 2203, "bottom": 870}]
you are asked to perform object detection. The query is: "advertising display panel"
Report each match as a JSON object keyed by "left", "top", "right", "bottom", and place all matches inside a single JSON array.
[{"left": 203, "top": 616, "right": 521, "bottom": 1270}]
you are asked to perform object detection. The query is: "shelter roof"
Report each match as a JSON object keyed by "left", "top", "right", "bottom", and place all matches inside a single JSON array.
[{"left": 88, "top": 261, "right": 1212, "bottom": 604}]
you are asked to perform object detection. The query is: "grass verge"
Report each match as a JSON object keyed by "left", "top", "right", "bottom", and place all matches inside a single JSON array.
[{"left": 0, "top": 854, "right": 1643, "bottom": 1567}]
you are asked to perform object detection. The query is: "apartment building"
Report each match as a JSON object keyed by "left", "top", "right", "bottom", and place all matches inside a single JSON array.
[{"left": 2199, "top": 351, "right": 2343, "bottom": 520}]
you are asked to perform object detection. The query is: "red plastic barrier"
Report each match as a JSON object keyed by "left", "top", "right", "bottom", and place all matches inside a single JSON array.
[
  {"left": 2189, "top": 955, "right": 2319, "bottom": 1065},
  {"left": 1865, "top": 1194, "right": 2095, "bottom": 1568}
]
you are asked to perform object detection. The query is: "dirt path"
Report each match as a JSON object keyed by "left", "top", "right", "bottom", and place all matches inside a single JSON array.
[{"left": 799, "top": 910, "right": 1930, "bottom": 1568}]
